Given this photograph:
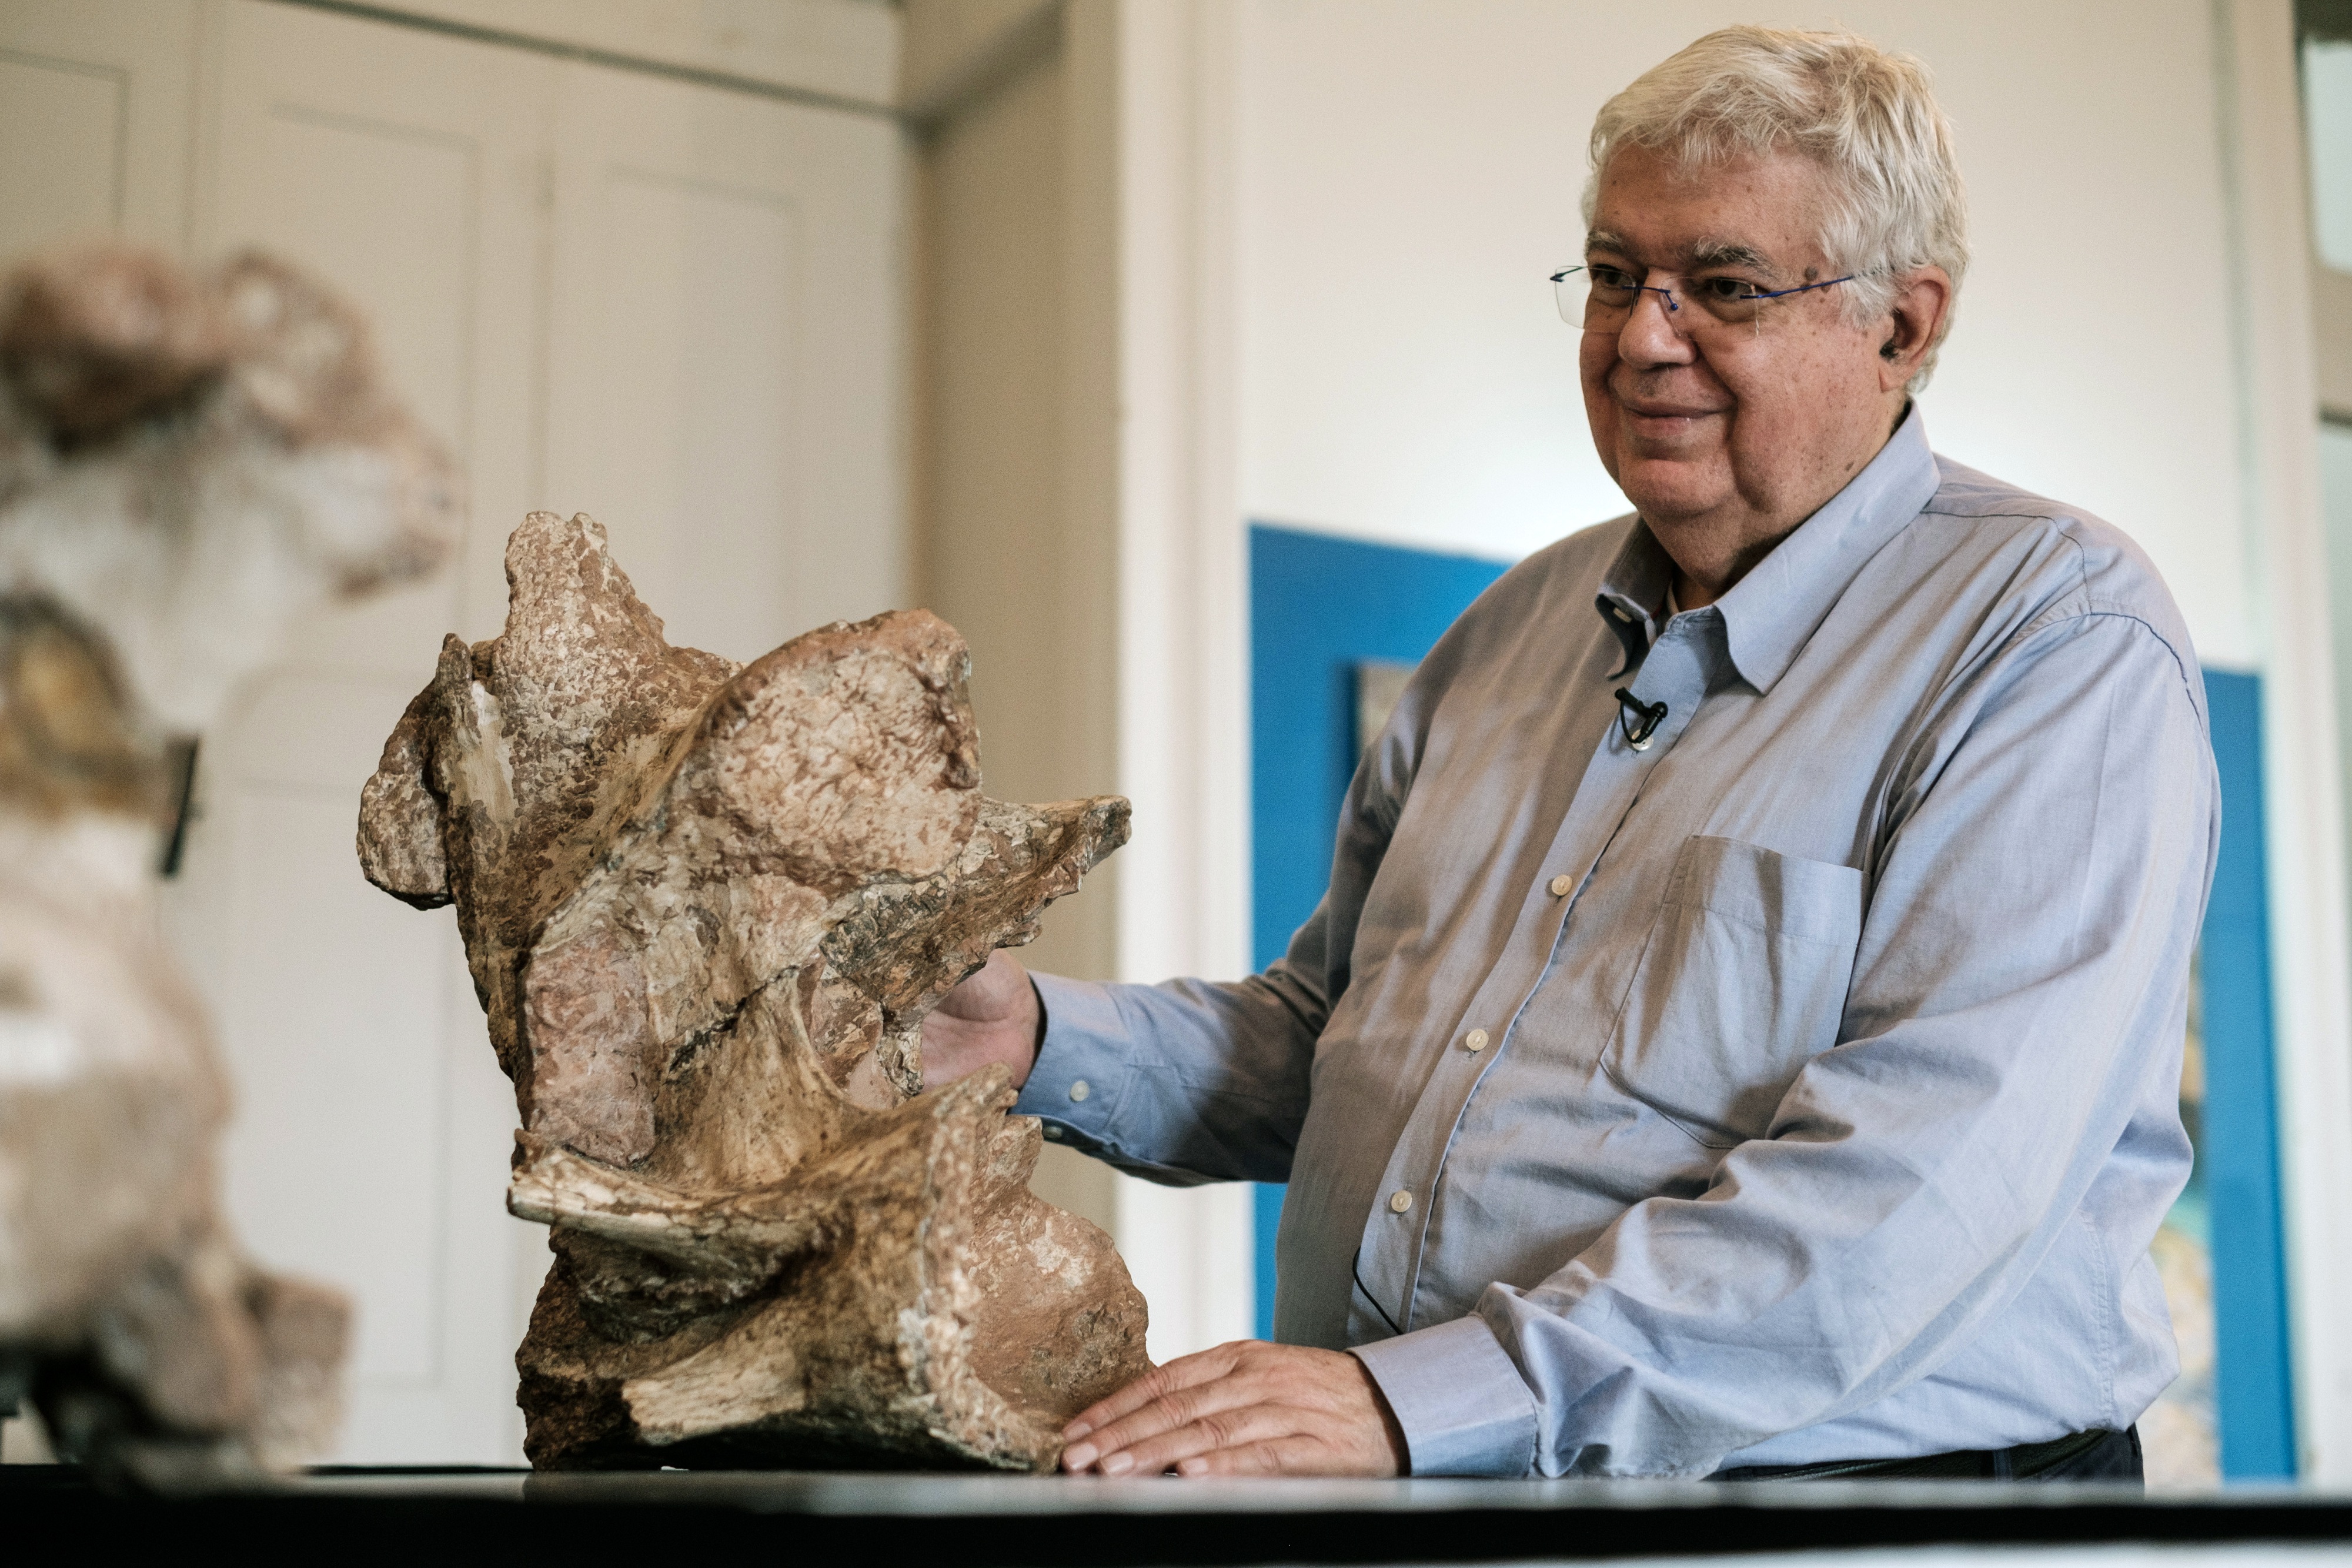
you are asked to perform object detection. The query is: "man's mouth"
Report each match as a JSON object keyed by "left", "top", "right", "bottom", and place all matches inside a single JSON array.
[{"left": 1618, "top": 396, "right": 1727, "bottom": 422}]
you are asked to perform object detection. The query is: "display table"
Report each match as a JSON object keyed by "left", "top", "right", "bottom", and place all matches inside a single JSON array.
[{"left": 8, "top": 1465, "right": 2352, "bottom": 1562}]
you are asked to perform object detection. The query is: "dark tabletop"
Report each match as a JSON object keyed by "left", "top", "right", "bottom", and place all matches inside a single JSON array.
[{"left": 9, "top": 1463, "right": 2351, "bottom": 1563}]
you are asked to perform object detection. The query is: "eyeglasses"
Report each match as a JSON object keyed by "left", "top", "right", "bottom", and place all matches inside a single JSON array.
[{"left": 1551, "top": 263, "right": 1853, "bottom": 339}]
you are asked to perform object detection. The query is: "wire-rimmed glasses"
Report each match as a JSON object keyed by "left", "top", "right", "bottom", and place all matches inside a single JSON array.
[{"left": 1551, "top": 263, "right": 1853, "bottom": 339}]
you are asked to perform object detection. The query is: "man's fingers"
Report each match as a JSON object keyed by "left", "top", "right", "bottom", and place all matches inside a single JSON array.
[
  {"left": 1063, "top": 1378, "right": 1242, "bottom": 1471},
  {"left": 1077, "top": 1403, "right": 1294, "bottom": 1477},
  {"left": 1057, "top": 1344, "right": 1399, "bottom": 1479},
  {"left": 1175, "top": 1436, "right": 1324, "bottom": 1477},
  {"left": 1062, "top": 1343, "right": 1248, "bottom": 1443},
  {"left": 1061, "top": 1357, "right": 1200, "bottom": 1440}
]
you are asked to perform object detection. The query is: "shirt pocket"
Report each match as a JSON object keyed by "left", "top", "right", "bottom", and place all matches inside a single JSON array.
[{"left": 1602, "top": 835, "right": 1864, "bottom": 1149}]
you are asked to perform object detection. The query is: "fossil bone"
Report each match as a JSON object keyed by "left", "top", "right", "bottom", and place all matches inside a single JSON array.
[
  {"left": 0, "top": 242, "right": 458, "bottom": 1482},
  {"left": 358, "top": 511, "right": 1147, "bottom": 1470}
]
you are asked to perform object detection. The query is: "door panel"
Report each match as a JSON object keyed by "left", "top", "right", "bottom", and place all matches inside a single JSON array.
[
  {"left": 214, "top": 786, "right": 456, "bottom": 1385},
  {"left": 584, "top": 170, "right": 800, "bottom": 660},
  {"left": 0, "top": 0, "right": 199, "bottom": 256},
  {"left": 543, "top": 62, "right": 903, "bottom": 663},
  {"left": 225, "top": 103, "right": 477, "bottom": 677},
  {"left": 0, "top": 52, "right": 123, "bottom": 256}
]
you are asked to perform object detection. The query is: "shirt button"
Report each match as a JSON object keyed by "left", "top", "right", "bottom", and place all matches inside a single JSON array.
[
  {"left": 1388, "top": 1189, "right": 1414, "bottom": 1213},
  {"left": 1548, "top": 874, "right": 1573, "bottom": 897},
  {"left": 1463, "top": 1028, "right": 1488, "bottom": 1053},
  {"left": 1069, "top": 1080, "right": 1091, "bottom": 1102}
]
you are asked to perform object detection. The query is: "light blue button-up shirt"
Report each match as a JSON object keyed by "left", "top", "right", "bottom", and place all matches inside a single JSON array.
[{"left": 1016, "top": 408, "right": 2213, "bottom": 1477}]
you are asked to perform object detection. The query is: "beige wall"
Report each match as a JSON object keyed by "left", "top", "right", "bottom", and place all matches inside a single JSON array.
[
  {"left": 905, "top": 0, "right": 1135, "bottom": 1268},
  {"left": 910, "top": 1, "right": 1121, "bottom": 991},
  {"left": 2321, "top": 270, "right": 2352, "bottom": 416}
]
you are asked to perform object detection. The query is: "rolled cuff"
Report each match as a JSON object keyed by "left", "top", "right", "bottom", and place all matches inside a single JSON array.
[{"left": 1349, "top": 1315, "right": 1539, "bottom": 1477}]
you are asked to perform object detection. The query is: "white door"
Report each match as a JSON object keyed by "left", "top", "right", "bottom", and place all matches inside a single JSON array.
[
  {"left": 540, "top": 56, "right": 904, "bottom": 660},
  {"left": 0, "top": 0, "right": 198, "bottom": 259},
  {"left": 86, "top": 0, "right": 906, "bottom": 1465}
]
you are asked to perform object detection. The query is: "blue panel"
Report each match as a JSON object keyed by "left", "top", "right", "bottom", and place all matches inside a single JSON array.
[
  {"left": 1252, "top": 1179, "right": 1286, "bottom": 1341},
  {"left": 2200, "top": 670, "right": 2296, "bottom": 1479},
  {"left": 1248, "top": 524, "right": 1508, "bottom": 1339}
]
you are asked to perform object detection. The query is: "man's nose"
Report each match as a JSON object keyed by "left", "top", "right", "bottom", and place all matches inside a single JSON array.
[{"left": 1617, "top": 284, "right": 1695, "bottom": 367}]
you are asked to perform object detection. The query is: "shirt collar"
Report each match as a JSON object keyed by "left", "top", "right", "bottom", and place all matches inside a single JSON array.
[
  {"left": 1592, "top": 403, "right": 1941, "bottom": 694},
  {"left": 1595, "top": 522, "right": 1674, "bottom": 676}
]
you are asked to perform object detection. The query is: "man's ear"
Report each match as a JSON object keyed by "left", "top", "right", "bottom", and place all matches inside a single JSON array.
[{"left": 1877, "top": 266, "right": 1953, "bottom": 390}]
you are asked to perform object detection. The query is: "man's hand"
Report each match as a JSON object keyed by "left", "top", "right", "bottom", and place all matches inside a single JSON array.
[
  {"left": 920, "top": 949, "right": 1043, "bottom": 1090},
  {"left": 1058, "top": 1341, "right": 1408, "bottom": 1477}
]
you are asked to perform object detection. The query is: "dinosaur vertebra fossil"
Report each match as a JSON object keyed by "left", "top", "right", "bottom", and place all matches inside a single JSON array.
[{"left": 358, "top": 511, "right": 1146, "bottom": 1470}]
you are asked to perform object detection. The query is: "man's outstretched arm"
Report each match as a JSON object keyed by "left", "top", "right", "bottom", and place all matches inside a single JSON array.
[{"left": 920, "top": 911, "right": 1336, "bottom": 1187}]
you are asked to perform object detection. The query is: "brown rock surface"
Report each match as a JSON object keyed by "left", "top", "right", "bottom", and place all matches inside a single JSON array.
[{"left": 359, "top": 511, "right": 1148, "bottom": 1470}]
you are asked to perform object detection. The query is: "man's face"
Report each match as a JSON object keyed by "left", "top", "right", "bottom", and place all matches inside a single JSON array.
[{"left": 1579, "top": 145, "right": 1906, "bottom": 575}]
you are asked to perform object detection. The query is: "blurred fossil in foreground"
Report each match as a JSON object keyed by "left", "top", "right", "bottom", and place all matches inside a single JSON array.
[
  {"left": 0, "top": 243, "right": 458, "bottom": 1483},
  {"left": 358, "top": 510, "right": 1146, "bottom": 1470}
]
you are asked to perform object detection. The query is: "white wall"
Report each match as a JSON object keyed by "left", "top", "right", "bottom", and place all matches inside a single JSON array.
[
  {"left": 1232, "top": 0, "right": 2256, "bottom": 669},
  {"left": 2327, "top": 427, "right": 2352, "bottom": 790},
  {"left": 2307, "top": 39, "right": 2352, "bottom": 274},
  {"left": 2311, "top": 39, "right": 2352, "bottom": 419}
]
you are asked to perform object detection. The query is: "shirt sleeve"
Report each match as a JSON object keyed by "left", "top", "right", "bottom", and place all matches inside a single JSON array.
[
  {"left": 1010, "top": 656, "right": 1431, "bottom": 1186},
  {"left": 1012, "top": 930, "right": 1329, "bottom": 1186},
  {"left": 1353, "top": 610, "right": 2215, "bottom": 1476}
]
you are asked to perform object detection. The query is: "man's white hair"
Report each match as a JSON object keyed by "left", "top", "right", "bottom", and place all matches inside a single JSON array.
[{"left": 1584, "top": 25, "right": 1968, "bottom": 384}]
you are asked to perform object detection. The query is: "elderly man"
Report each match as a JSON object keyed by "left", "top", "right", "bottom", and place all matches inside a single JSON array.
[{"left": 925, "top": 25, "right": 2206, "bottom": 1483}]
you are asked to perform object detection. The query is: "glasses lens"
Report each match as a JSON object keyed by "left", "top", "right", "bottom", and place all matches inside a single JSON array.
[
  {"left": 1552, "top": 266, "right": 1588, "bottom": 327},
  {"left": 1555, "top": 265, "right": 1649, "bottom": 333},
  {"left": 1556, "top": 265, "right": 1796, "bottom": 339}
]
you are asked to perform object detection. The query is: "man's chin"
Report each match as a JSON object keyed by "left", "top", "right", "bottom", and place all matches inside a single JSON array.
[{"left": 1614, "top": 452, "right": 1731, "bottom": 526}]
